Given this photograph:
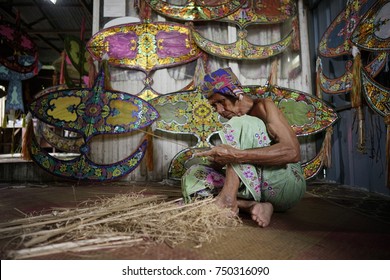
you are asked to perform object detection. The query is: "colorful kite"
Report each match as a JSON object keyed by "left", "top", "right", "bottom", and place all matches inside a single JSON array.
[
  {"left": 28, "top": 67, "right": 159, "bottom": 181},
  {"left": 351, "top": 0, "right": 390, "bottom": 51},
  {"left": 0, "top": 19, "right": 39, "bottom": 73},
  {"left": 86, "top": 21, "right": 202, "bottom": 100},
  {"left": 190, "top": 0, "right": 297, "bottom": 60},
  {"left": 0, "top": 55, "right": 40, "bottom": 114},
  {"left": 145, "top": 0, "right": 246, "bottom": 21}
]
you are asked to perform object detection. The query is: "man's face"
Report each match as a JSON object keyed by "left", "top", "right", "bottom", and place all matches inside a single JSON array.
[{"left": 208, "top": 93, "right": 239, "bottom": 119}]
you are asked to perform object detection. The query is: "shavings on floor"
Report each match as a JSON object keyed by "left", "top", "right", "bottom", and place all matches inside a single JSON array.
[{"left": 0, "top": 192, "right": 241, "bottom": 259}]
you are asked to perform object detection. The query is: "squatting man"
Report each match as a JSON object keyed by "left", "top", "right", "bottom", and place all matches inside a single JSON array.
[{"left": 181, "top": 67, "right": 306, "bottom": 227}]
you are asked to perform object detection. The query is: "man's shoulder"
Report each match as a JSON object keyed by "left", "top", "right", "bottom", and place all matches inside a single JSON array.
[{"left": 261, "top": 98, "right": 277, "bottom": 107}]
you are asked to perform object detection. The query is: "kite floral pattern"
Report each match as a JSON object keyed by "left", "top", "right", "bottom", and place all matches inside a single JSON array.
[
  {"left": 150, "top": 90, "right": 224, "bottom": 144},
  {"left": 223, "top": 0, "right": 297, "bottom": 27},
  {"left": 145, "top": 0, "right": 246, "bottom": 21},
  {"left": 28, "top": 68, "right": 159, "bottom": 181},
  {"left": 32, "top": 85, "right": 86, "bottom": 153},
  {"left": 30, "top": 69, "right": 159, "bottom": 142},
  {"left": 318, "top": 0, "right": 375, "bottom": 57},
  {"left": 0, "top": 56, "right": 40, "bottom": 113},
  {"left": 301, "top": 150, "right": 324, "bottom": 180},
  {"left": 64, "top": 35, "right": 91, "bottom": 76},
  {"left": 250, "top": 85, "right": 338, "bottom": 136},
  {"left": 87, "top": 22, "right": 202, "bottom": 72},
  {"left": 318, "top": 53, "right": 387, "bottom": 95},
  {"left": 361, "top": 67, "right": 390, "bottom": 117},
  {"left": 189, "top": 0, "right": 296, "bottom": 60},
  {"left": 191, "top": 28, "right": 293, "bottom": 60},
  {"left": 351, "top": 0, "right": 390, "bottom": 51},
  {"left": 150, "top": 89, "right": 226, "bottom": 179},
  {"left": 318, "top": 61, "right": 354, "bottom": 94},
  {"left": 29, "top": 136, "right": 148, "bottom": 181},
  {"left": 39, "top": 123, "right": 84, "bottom": 153}
]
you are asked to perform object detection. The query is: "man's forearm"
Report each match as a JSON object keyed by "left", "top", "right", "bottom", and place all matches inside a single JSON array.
[{"left": 233, "top": 144, "right": 301, "bottom": 166}]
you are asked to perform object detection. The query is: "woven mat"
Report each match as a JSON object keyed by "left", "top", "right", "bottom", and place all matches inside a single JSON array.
[
  {"left": 1, "top": 181, "right": 390, "bottom": 260},
  {"left": 306, "top": 181, "right": 390, "bottom": 224}
]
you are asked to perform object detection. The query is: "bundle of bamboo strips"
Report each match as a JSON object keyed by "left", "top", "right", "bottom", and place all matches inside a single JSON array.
[{"left": 0, "top": 193, "right": 241, "bottom": 259}]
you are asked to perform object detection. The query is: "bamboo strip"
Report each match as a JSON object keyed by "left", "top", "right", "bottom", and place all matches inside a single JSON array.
[
  {"left": 8, "top": 236, "right": 144, "bottom": 260},
  {"left": 2, "top": 194, "right": 241, "bottom": 259}
]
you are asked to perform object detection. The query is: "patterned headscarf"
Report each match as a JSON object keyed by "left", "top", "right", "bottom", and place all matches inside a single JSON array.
[{"left": 202, "top": 67, "right": 244, "bottom": 99}]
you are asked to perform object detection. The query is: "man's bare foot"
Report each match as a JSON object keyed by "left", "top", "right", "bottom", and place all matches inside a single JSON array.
[
  {"left": 250, "top": 202, "right": 273, "bottom": 227},
  {"left": 237, "top": 200, "right": 274, "bottom": 227}
]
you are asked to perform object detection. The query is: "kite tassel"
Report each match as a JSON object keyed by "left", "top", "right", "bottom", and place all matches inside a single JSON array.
[
  {"left": 268, "top": 59, "right": 278, "bottom": 86},
  {"left": 351, "top": 47, "right": 365, "bottom": 152},
  {"left": 385, "top": 115, "right": 390, "bottom": 188},
  {"left": 356, "top": 106, "right": 365, "bottom": 152},
  {"left": 291, "top": 16, "right": 301, "bottom": 52},
  {"left": 88, "top": 55, "right": 97, "bottom": 88},
  {"left": 2, "top": 114, "right": 7, "bottom": 128},
  {"left": 315, "top": 57, "right": 322, "bottom": 99},
  {"left": 135, "top": 0, "right": 152, "bottom": 21},
  {"left": 321, "top": 126, "right": 333, "bottom": 168},
  {"left": 59, "top": 51, "right": 66, "bottom": 85},
  {"left": 21, "top": 113, "right": 33, "bottom": 161},
  {"left": 351, "top": 46, "right": 362, "bottom": 108},
  {"left": 102, "top": 58, "right": 112, "bottom": 90},
  {"left": 144, "top": 126, "right": 154, "bottom": 172}
]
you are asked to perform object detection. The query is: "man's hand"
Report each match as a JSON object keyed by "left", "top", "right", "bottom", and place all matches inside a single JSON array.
[{"left": 194, "top": 144, "right": 240, "bottom": 166}]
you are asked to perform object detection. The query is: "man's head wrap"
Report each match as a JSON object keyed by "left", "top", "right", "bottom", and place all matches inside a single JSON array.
[{"left": 202, "top": 67, "right": 244, "bottom": 99}]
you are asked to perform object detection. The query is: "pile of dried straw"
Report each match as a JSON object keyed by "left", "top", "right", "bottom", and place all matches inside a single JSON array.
[{"left": 0, "top": 193, "right": 241, "bottom": 259}]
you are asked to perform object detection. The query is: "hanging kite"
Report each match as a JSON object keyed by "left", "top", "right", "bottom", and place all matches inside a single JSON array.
[
  {"left": 64, "top": 35, "right": 90, "bottom": 77},
  {"left": 351, "top": 0, "right": 390, "bottom": 51},
  {"left": 316, "top": 0, "right": 377, "bottom": 96},
  {"left": 191, "top": 29, "right": 293, "bottom": 60},
  {"left": 361, "top": 66, "right": 390, "bottom": 187},
  {"left": 0, "top": 18, "right": 39, "bottom": 130},
  {"left": 316, "top": 0, "right": 379, "bottom": 152},
  {"left": 150, "top": 89, "right": 226, "bottom": 179},
  {"left": 0, "top": 19, "right": 39, "bottom": 73},
  {"left": 318, "top": 52, "right": 387, "bottom": 94},
  {"left": 0, "top": 55, "right": 40, "bottom": 115},
  {"left": 318, "top": 0, "right": 375, "bottom": 58},
  {"left": 190, "top": 0, "right": 297, "bottom": 60},
  {"left": 223, "top": 0, "right": 297, "bottom": 25},
  {"left": 351, "top": 0, "right": 390, "bottom": 187},
  {"left": 86, "top": 21, "right": 203, "bottom": 100},
  {"left": 145, "top": 0, "right": 246, "bottom": 21},
  {"left": 353, "top": 0, "right": 390, "bottom": 118},
  {"left": 86, "top": 21, "right": 202, "bottom": 73},
  {"left": 251, "top": 85, "right": 338, "bottom": 136},
  {"left": 62, "top": 35, "right": 94, "bottom": 87},
  {"left": 29, "top": 84, "right": 84, "bottom": 154},
  {"left": 361, "top": 67, "right": 390, "bottom": 118},
  {"left": 28, "top": 66, "right": 159, "bottom": 181}
]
